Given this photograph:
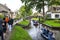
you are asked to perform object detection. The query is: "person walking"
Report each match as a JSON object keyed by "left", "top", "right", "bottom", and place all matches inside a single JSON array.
[
  {"left": 8, "top": 18, "right": 13, "bottom": 32},
  {"left": 2, "top": 17, "right": 7, "bottom": 39},
  {"left": 5, "top": 16, "right": 9, "bottom": 33},
  {"left": 10, "top": 18, "right": 14, "bottom": 28},
  {"left": 0, "top": 18, "right": 4, "bottom": 40}
]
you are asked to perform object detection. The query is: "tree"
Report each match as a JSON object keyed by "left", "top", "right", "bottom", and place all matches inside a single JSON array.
[
  {"left": 19, "top": 5, "right": 33, "bottom": 19},
  {"left": 21, "top": 0, "right": 51, "bottom": 20},
  {"left": 47, "top": 0, "right": 60, "bottom": 8},
  {"left": 21, "top": 0, "right": 60, "bottom": 22}
]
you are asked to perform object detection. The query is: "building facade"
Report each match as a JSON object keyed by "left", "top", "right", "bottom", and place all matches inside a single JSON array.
[
  {"left": 0, "top": 4, "right": 13, "bottom": 18},
  {"left": 47, "top": 5, "right": 60, "bottom": 19}
]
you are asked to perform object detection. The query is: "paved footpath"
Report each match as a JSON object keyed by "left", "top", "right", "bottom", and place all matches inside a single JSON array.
[{"left": 5, "top": 19, "right": 23, "bottom": 40}]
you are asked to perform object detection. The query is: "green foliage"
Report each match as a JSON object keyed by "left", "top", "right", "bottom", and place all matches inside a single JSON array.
[
  {"left": 21, "top": 0, "right": 60, "bottom": 12},
  {"left": 21, "top": 0, "right": 60, "bottom": 21},
  {"left": 20, "top": 0, "right": 51, "bottom": 21},
  {"left": 21, "top": 0, "right": 50, "bottom": 12},
  {"left": 48, "top": 0, "right": 60, "bottom": 6},
  {"left": 10, "top": 25, "right": 32, "bottom": 40},
  {"left": 54, "top": 20, "right": 60, "bottom": 23},
  {"left": 0, "top": 15, "right": 4, "bottom": 19},
  {"left": 16, "top": 13, "right": 21, "bottom": 19},
  {"left": 32, "top": 18, "right": 39, "bottom": 21},
  {"left": 44, "top": 20, "right": 60, "bottom": 27},
  {"left": 18, "top": 20, "right": 29, "bottom": 26},
  {"left": 19, "top": 5, "right": 33, "bottom": 18}
]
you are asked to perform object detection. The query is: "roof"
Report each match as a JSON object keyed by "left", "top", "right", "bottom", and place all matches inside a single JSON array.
[
  {"left": 0, "top": 4, "right": 10, "bottom": 11},
  {"left": 0, "top": 11, "right": 8, "bottom": 13}
]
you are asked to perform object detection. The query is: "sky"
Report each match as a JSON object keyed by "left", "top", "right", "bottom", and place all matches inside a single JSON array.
[
  {"left": 0, "top": 0, "right": 23, "bottom": 12},
  {"left": 0, "top": 0, "right": 48, "bottom": 12}
]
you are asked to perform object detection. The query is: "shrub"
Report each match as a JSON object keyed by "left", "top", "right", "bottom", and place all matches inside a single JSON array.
[
  {"left": 0, "top": 15, "right": 4, "bottom": 19},
  {"left": 54, "top": 20, "right": 60, "bottom": 23},
  {"left": 18, "top": 20, "right": 29, "bottom": 26}
]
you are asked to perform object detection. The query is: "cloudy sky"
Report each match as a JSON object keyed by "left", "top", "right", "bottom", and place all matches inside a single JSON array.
[
  {"left": 0, "top": 0, "right": 48, "bottom": 12},
  {"left": 0, "top": 0, "right": 23, "bottom": 12}
]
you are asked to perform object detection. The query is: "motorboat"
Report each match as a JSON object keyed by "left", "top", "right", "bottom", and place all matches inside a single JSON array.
[
  {"left": 41, "top": 28, "right": 55, "bottom": 40},
  {"left": 33, "top": 21, "right": 38, "bottom": 27}
]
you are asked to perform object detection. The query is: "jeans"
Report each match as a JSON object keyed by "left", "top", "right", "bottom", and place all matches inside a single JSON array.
[{"left": 8, "top": 24, "right": 12, "bottom": 32}]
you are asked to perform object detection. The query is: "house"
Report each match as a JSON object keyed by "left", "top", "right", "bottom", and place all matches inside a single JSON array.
[
  {"left": 0, "top": 4, "right": 14, "bottom": 18},
  {"left": 32, "top": 12, "right": 43, "bottom": 17},
  {"left": 47, "top": 5, "right": 60, "bottom": 19}
]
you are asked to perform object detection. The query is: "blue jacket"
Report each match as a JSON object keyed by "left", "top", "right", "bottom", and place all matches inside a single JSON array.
[{"left": 0, "top": 19, "right": 3, "bottom": 30}]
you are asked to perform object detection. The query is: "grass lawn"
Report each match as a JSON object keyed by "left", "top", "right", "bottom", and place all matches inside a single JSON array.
[
  {"left": 18, "top": 20, "right": 29, "bottom": 26},
  {"left": 32, "top": 18, "right": 39, "bottom": 21},
  {"left": 10, "top": 25, "right": 32, "bottom": 40},
  {"left": 44, "top": 20, "right": 60, "bottom": 27}
]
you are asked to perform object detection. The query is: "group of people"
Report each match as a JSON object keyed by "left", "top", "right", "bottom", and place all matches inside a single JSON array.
[{"left": 0, "top": 16, "right": 14, "bottom": 40}]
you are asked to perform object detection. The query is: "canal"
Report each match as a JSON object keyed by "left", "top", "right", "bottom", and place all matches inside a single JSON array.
[
  {"left": 26, "top": 20, "right": 60, "bottom": 40},
  {"left": 26, "top": 21, "right": 46, "bottom": 40}
]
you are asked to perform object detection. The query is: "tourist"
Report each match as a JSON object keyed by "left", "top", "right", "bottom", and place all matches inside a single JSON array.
[
  {"left": 0, "top": 18, "right": 4, "bottom": 40},
  {"left": 8, "top": 17, "right": 13, "bottom": 32},
  {"left": 10, "top": 18, "right": 14, "bottom": 28},
  {"left": 2, "top": 17, "right": 7, "bottom": 39},
  {"left": 5, "top": 16, "right": 9, "bottom": 33}
]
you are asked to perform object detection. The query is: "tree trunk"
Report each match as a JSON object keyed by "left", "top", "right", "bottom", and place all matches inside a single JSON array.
[{"left": 43, "top": 1, "right": 45, "bottom": 21}]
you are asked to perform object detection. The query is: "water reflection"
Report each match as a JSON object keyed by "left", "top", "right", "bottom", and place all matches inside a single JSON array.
[
  {"left": 26, "top": 20, "right": 60, "bottom": 40},
  {"left": 27, "top": 21, "right": 45, "bottom": 40}
]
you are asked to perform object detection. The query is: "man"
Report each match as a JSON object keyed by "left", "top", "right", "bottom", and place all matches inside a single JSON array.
[
  {"left": 0, "top": 18, "right": 4, "bottom": 40},
  {"left": 8, "top": 18, "right": 14, "bottom": 32}
]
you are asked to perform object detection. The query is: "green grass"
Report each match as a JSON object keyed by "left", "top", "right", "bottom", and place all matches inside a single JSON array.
[
  {"left": 19, "top": 20, "right": 29, "bottom": 26},
  {"left": 0, "top": 15, "right": 4, "bottom": 19},
  {"left": 32, "top": 18, "right": 39, "bottom": 20},
  {"left": 44, "top": 20, "right": 60, "bottom": 27},
  {"left": 10, "top": 25, "right": 32, "bottom": 40}
]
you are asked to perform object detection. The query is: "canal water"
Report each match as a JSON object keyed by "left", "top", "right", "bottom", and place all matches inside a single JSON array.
[
  {"left": 26, "top": 20, "right": 60, "bottom": 40},
  {"left": 26, "top": 21, "right": 46, "bottom": 40}
]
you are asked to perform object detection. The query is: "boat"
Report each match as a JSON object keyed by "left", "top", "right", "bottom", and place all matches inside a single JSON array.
[
  {"left": 41, "top": 28, "right": 55, "bottom": 40},
  {"left": 33, "top": 21, "right": 38, "bottom": 27}
]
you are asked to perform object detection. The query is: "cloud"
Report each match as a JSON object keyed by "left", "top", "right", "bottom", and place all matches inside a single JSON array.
[{"left": 0, "top": 0, "right": 23, "bottom": 12}]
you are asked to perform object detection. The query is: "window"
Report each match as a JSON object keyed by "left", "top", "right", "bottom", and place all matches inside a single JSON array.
[
  {"left": 57, "top": 7, "right": 60, "bottom": 10},
  {"left": 55, "top": 14, "right": 59, "bottom": 18},
  {"left": 53, "top": 7, "right": 56, "bottom": 11}
]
